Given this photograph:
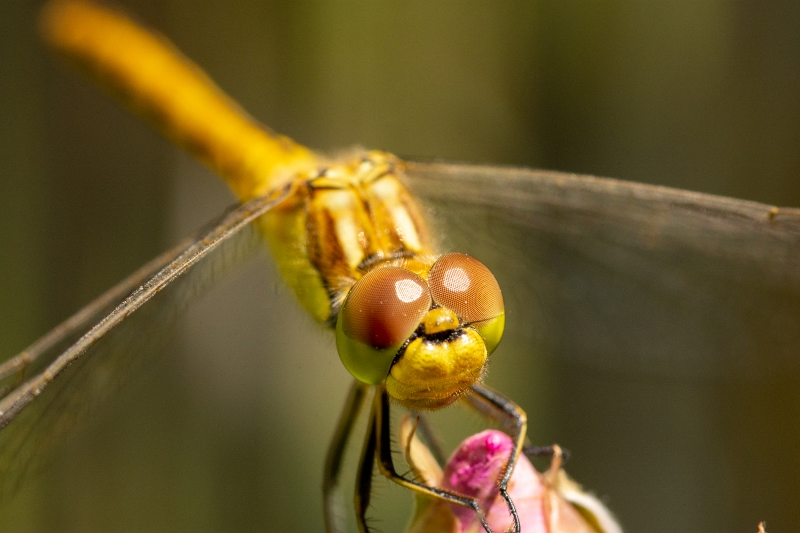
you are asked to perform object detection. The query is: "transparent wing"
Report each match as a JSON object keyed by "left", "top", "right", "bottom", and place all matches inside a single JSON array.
[
  {"left": 407, "top": 161, "right": 800, "bottom": 378},
  {"left": 406, "top": 162, "right": 800, "bottom": 530},
  {"left": 0, "top": 187, "right": 289, "bottom": 505}
]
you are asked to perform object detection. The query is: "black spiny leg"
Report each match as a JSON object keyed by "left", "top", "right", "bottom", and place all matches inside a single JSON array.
[
  {"left": 355, "top": 400, "right": 378, "bottom": 533},
  {"left": 524, "top": 444, "right": 570, "bottom": 464},
  {"left": 407, "top": 410, "right": 447, "bottom": 466},
  {"left": 464, "top": 383, "right": 529, "bottom": 533},
  {"left": 373, "top": 387, "right": 499, "bottom": 533},
  {"left": 323, "top": 380, "right": 369, "bottom": 533}
]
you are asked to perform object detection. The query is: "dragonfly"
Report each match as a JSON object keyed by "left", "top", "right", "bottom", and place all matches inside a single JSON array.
[
  {"left": 3, "top": 3, "right": 535, "bottom": 533},
  {"left": 3, "top": 1, "right": 800, "bottom": 532}
]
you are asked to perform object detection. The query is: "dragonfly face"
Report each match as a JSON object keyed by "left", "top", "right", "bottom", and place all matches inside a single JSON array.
[{"left": 336, "top": 251, "right": 505, "bottom": 409}]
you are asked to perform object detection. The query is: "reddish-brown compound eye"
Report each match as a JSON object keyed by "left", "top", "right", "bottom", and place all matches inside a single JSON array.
[
  {"left": 342, "top": 266, "right": 432, "bottom": 349},
  {"left": 428, "top": 253, "right": 504, "bottom": 324}
]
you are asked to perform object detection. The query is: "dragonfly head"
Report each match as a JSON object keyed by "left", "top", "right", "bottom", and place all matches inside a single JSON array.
[{"left": 335, "top": 253, "right": 505, "bottom": 410}]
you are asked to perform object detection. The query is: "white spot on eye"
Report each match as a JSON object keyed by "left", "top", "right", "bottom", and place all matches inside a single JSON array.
[
  {"left": 395, "top": 279, "right": 424, "bottom": 303},
  {"left": 443, "top": 267, "right": 470, "bottom": 292}
]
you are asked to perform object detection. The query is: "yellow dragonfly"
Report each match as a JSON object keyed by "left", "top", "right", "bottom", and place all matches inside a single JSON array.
[
  {"left": 4, "top": 3, "right": 529, "bottom": 533},
  {"left": 2, "top": 1, "right": 800, "bottom": 532}
]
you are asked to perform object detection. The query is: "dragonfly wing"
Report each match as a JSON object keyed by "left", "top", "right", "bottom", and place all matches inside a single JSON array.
[
  {"left": 0, "top": 188, "right": 289, "bottom": 505},
  {"left": 406, "top": 161, "right": 800, "bottom": 378},
  {"left": 407, "top": 161, "right": 800, "bottom": 529},
  {"left": 409, "top": 164, "right": 800, "bottom": 531}
]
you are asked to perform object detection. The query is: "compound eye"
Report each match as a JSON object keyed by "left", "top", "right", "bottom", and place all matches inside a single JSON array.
[
  {"left": 342, "top": 267, "right": 432, "bottom": 348},
  {"left": 337, "top": 267, "right": 432, "bottom": 384},
  {"left": 428, "top": 253, "right": 504, "bottom": 325}
]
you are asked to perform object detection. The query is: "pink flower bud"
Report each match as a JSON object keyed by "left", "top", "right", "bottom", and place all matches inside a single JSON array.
[{"left": 401, "top": 418, "right": 622, "bottom": 533}]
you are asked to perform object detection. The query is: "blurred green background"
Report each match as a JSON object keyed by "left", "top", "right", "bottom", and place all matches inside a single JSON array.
[{"left": 2, "top": 1, "right": 800, "bottom": 532}]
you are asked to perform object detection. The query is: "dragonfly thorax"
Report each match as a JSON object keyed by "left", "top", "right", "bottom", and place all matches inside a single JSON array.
[{"left": 259, "top": 151, "right": 430, "bottom": 323}]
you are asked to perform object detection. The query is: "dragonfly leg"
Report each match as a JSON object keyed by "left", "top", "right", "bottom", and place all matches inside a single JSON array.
[
  {"left": 355, "top": 402, "right": 378, "bottom": 533},
  {"left": 323, "top": 380, "right": 370, "bottom": 533},
  {"left": 373, "top": 387, "right": 498, "bottom": 533},
  {"left": 523, "top": 443, "right": 571, "bottom": 465},
  {"left": 407, "top": 410, "right": 447, "bottom": 466},
  {"left": 463, "top": 383, "right": 529, "bottom": 533}
]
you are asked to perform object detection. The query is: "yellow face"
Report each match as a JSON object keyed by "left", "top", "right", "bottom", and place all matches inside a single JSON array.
[{"left": 335, "top": 253, "right": 505, "bottom": 410}]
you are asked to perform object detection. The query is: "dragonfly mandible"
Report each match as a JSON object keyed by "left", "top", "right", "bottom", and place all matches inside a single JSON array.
[{"left": 3, "top": 1, "right": 800, "bottom": 532}]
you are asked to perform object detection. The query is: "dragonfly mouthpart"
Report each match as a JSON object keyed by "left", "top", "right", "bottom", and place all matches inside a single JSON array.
[{"left": 385, "top": 327, "right": 488, "bottom": 410}]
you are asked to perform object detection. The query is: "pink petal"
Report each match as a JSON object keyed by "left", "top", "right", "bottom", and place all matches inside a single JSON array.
[
  {"left": 402, "top": 424, "right": 621, "bottom": 533},
  {"left": 440, "top": 430, "right": 547, "bottom": 532}
]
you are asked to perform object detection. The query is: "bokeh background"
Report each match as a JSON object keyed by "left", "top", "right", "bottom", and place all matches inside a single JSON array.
[{"left": 2, "top": 1, "right": 800, "bottom": 532}]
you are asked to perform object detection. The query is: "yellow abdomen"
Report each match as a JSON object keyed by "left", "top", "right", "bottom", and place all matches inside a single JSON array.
[{"left": 40, "top": 1, "right": 432, "bottom": 324}]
